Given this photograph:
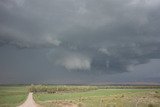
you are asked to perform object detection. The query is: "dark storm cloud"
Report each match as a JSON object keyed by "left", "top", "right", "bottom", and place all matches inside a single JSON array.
[{"left": 0, "top": 0, "right": 160, "bottom": 75}]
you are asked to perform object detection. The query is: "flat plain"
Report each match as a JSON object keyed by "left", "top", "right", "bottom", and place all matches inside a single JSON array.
[
  {"left": 1, "top": 85, "right": 160, "bottom": 107},
  {"left": 0, "top": 86, "right": 28, "bottom": 107}
]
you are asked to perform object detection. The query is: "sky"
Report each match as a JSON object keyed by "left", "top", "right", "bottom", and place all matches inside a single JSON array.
[{"left": 0, "top": 0, "right": 160, "bottom": 84}]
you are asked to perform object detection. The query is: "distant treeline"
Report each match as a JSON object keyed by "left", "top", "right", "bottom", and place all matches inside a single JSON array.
[
  {"left": 98, "top": 85, "right": 160, "bottom": 89},
  {"left": 29, "top": 85, "right": 160, "bottom": 93},
  {"left": 29, "top": 85, "right": 98, "bottom": 93}
]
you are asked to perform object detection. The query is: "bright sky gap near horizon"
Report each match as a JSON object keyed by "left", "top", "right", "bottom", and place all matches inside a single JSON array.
[{"left": 0, "top": 0, "right": 160, "bottom": 84}]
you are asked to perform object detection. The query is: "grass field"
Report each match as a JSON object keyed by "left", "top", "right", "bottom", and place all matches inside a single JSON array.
[
  {"left": 0, "top": 86, "right": 28, "bottom": 107},
  {"left": 0, "top": 85, "right": 160, "bottom": 107},
  {"left": 33, "top": 86, "right": 160, "bottom": 107}
]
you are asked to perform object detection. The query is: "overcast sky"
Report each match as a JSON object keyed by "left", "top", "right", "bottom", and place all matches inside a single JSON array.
[{"left": 0, "top": 0, "right": 160, "bottom": 84}]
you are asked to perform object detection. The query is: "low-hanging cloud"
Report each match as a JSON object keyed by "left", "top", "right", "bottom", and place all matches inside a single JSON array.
[{"left": 56, "top": 54, "right": 91, "bottom": 71}]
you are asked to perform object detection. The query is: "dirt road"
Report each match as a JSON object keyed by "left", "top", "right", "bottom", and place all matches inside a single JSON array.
[
  {"left": 18, "top": 93, "right": 40, "bottom": 107},
  {"left": 18, "top": 93, "right": 77, "bottom": 107}
]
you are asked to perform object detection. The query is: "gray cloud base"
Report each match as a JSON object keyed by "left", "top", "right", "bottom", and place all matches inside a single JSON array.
[{"left": 0, "top": 0, "right": 160, "bottom": 83}]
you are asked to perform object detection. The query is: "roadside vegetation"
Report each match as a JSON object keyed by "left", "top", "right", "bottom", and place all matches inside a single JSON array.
[
  {"left": 29, "top": 85, "right": 98, "bottom": 93},
  {"left": 29, "top": 85, "right": 160, "bottom": 93},
  {"left": 0, "top": 86, "right": 28, "bottom": 107},
  {"left": 32, "top": 85, "right": 160, "bottom": 107}
]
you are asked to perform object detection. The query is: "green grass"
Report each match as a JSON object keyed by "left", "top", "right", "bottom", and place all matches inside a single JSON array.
[
  {"left": 34, "top": 89, "right": 148, "bottom": 101},
  {"left": 0, "top": 86, "right": 28, "bottom": 107},
  {"left": 34, "top": 89, "right": 160, "bottom": 107},
  {"left": 1, "top": 85, "right": 160, "bottom": 107}
]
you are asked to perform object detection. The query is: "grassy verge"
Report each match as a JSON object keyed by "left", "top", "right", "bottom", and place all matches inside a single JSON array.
[
  {"left": 34, "top": 89, "right": 160, "bottom": 107},
  {"left": 0, "top": 86, "right": 28, "bottom": 107}
]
